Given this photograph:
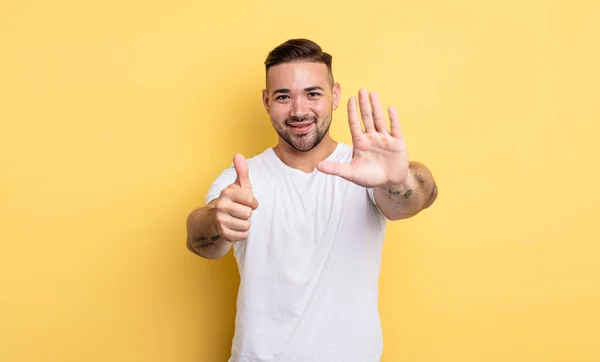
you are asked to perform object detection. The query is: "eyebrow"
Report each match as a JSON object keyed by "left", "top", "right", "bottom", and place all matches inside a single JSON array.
[
  {"left": 272, "top": 88, "right": 290, "bottom": 95},
  {"left": 272, "top": 86, "right": 325, "bottom": 96}
]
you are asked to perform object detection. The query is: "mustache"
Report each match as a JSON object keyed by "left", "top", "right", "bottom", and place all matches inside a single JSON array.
[{"left": 286, "top": 116, "right": 317, "bottom": 124}]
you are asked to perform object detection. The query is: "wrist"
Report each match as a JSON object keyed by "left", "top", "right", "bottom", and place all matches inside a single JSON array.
[
  {"left": 377, "top": 170, "right": 422, "bottom": 214},
  {"left": 208, "top": 207, "right": 226, "bottom": 243},
  {"left": 382, "top": 169, "right": 415, "bottom": 192}
]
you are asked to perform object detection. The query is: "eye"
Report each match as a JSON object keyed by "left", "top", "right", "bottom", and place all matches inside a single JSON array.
[
  {"left": 275, "top": 95, "right": 290, "bottom": 101},
  {"left": 307, "top": 92, "right": 321, "bottom": 98}
]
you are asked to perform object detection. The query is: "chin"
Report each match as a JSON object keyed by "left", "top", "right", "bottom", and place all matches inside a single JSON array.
[
  {"left": 291, "top": 135, "right": 325, "bottom": 152},
  {"left": 276, "top": 124, "right": 328, "bottom": 152}
]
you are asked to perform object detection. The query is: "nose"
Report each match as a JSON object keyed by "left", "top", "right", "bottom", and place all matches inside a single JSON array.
[{"left": 290, "top": 96, "right": 309, "bottom": 119}]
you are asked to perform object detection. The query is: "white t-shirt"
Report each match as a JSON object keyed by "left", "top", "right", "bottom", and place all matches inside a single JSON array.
[{"left": 205, "top": 143, "right": 388, "bottom": 362}]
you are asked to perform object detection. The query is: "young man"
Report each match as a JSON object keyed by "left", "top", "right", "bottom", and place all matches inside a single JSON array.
[{"left": 186, "top": 39, "right": 438, "bottom": 362}]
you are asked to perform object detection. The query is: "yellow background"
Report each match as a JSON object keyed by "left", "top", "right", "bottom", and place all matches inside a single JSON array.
[{"left": 1, "top": 0, "right": 599, "bottom": 361}]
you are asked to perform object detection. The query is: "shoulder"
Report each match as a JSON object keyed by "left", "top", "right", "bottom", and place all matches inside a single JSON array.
[
  {"left": 242, "top": 147, "right": 277, "bottom": 185},
  {"left": 329, "top": 142, "right": 353, "bottom": 163},
  {"left": 245, "top": 147, "right": 274, "bottom": 172},
  {"left": 205, "top": 148, "right": 273, "bottom": 203},
  {"left": 210, "top": 148, "right": 273, "bottom": 181}
]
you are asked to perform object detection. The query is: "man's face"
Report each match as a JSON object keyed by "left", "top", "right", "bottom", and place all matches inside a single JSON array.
[{"left": 263, "top": 62, "right": 341, "bottom": 152}]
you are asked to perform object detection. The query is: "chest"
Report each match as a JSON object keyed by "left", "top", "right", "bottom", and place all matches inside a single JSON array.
[
  {"left": 256, "top": 173, "right": 368, "bottom": 229},
  {"left": 235, "top": 168, "right": 385, "bottom": 279}
]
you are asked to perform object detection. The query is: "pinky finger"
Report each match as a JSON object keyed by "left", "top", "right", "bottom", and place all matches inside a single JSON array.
[{"left": 221, "top": 229, "right": 249, "bottom": 242}]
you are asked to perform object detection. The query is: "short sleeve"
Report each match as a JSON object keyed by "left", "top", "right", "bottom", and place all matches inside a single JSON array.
[
  {"left": 367, "top": 187, "right": 387, "bottom": 221},
  {"left": 205, "top": 164, "right": 237, "bottom": 205},
  {"left": 367, "top": 187, "right": 379, "bottom": 208}
]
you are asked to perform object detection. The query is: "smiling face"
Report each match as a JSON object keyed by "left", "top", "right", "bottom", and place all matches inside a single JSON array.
[{"left": 262, "top": 61, "right": 341, "bottom": 152}]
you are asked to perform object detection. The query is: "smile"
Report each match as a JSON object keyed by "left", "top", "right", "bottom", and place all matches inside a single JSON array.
[{"left": 288, "top": 121, "right": 315, "bottom": 134}]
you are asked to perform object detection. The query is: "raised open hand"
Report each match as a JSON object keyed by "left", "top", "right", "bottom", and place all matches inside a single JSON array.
[{"left": 316, "top": 89, "right": 409, "bottom": 188}]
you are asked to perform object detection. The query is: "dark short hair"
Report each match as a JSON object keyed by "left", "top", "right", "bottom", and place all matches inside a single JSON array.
[{"left": 264, "top": 38, "right": 334, "bottom": 85}]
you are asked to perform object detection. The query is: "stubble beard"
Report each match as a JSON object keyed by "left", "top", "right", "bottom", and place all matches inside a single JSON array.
[{"left": 273, "top": 114, "right": 332, "bottom": 152}]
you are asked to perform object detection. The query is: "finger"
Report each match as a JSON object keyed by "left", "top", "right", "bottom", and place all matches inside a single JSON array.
[
  {"left": 232, "top": 189, "right": 259, "bottom": 209},
  {"left": 221, "top": 215, "right": 251, "bottom": 232},
  {"left": 222, "top": 185, "right": 259, "bottom": 210},
  {"left": 388, "top": 106, "right": 403, "bottom": 138},
  {"left": 247, "top": 195, "right": 259, "bottom": 210},
  {"left": 233, "top": 153, "right": 251, "bottom": 190},
  {"left": 225, "top": 202, "right": 254, "bottom": 220},
  {"left": 347, "top": 96, "right": 364, "bottom": 141},
  {"left": 369, "top": 91, "right": 387, "bottom": 133},
  {"left": 358, "top": 89, "right": 375, "bottom": 133},
  {"left": 221, "top": 229, "right": 249, "bottom": 242},
  {"left": 316, "top": 161, "right": 354, "bottom": 182}
]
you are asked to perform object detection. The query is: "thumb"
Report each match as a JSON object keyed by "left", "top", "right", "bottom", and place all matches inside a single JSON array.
[
  {"left": 233, "top": 153, "right": 252, "bottom": 190},
  {"left": 316, "top": 161, "right": 354, "bottom": 182}
]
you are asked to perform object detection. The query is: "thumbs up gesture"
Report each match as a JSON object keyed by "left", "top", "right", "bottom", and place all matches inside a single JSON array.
[{"left": 215, "top": 154, "right": 259, "bottom": 242}]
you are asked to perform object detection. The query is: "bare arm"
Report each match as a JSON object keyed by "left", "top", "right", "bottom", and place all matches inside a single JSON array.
[
  {"left": 316, "top": 90, "right": 437, "bottom": 220},
  {"left": 186, "top": 199, "right": 234, "bottom": 259},
  {"left": 373, "top": 161, "right": 438, "bottom": 220},
  {"left": 186, "top": 153, "right": 257, "bottom": 260}
]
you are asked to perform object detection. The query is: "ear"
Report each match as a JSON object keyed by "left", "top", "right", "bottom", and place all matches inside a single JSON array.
[
  {"left": 332, "top": 83, "right": 341, "bottom": 110},
  {"left": 262, "top": 89, "right": 270, "bottom": 113}
]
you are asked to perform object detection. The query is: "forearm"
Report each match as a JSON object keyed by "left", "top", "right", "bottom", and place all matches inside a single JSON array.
[
  {"left": 374, "top": 161, "right": 438, "bottom": 220},
  {"left": 186, "top": 200, "right": 233, "bottom": 259}
]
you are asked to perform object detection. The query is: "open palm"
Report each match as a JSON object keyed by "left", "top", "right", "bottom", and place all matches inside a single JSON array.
[{"left": 317, "top": 89, "right": 409, "bottom": 188}]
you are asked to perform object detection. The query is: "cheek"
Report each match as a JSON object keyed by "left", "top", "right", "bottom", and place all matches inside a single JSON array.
[
  {"left": 269, "top": 104, "right": 289, "bottom": 121},
  {"left": 311, "top": 101, "right": 331, "bottom": 117}
]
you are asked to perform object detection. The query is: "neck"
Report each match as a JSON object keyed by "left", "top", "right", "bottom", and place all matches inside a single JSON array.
[{"left": 273, "top": 135, "right": 338, "bottom": 173}]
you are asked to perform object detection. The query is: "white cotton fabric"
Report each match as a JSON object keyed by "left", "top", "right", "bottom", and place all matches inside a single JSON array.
[{"left": 205, "top": 143, "right": 388, "bottom": 362}]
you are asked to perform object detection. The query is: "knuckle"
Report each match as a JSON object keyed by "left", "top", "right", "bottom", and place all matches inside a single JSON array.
[
  {"left": 215, "top": 212, "right": 226, "bottom": 226},
  {"left": 221, "top": 185, "right": 237, "bottom": 198},
  {"left": 219, "top": 188, "right": 230, "bottom": 198},
  {"left": 215, "top": 198, "right": 227, "bottom": 211}
]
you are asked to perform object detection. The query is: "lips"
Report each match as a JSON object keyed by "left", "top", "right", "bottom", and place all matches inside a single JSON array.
[{"left": 288, "top": 121, "right": 315, "bottom": 134}]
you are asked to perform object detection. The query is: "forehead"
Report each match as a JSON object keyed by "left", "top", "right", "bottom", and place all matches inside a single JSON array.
[{"left": 266, "top": 62, "right": 330, "bottom": 90}]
